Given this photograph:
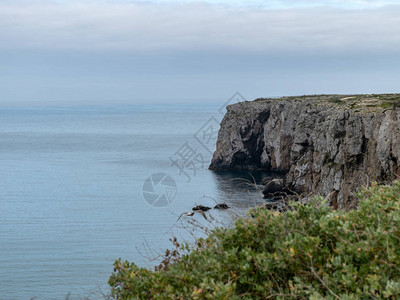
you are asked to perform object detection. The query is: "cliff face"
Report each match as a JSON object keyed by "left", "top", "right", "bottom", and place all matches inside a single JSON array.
[{"left": 210, "top": 94, "right": 400, "bottom": 209}]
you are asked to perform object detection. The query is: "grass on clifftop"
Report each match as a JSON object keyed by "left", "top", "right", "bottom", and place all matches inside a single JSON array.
[
  {"left": 109, "top": 182, "right": 400, "bottom": 299},
  {"left": 254, "top": 94, "right": 400, "bottom": 112}
]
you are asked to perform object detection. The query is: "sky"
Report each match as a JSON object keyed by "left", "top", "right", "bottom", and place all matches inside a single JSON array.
[{"left": 1, "top": 0, "right": 399, "bottom": 106}]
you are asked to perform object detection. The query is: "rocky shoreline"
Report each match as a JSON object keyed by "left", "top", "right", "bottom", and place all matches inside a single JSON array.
[{"left": 210, "top": 94, "right": 400, "bottom": 209}]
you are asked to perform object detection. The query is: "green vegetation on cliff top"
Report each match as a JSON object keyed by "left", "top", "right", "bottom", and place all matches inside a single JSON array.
[
  {"left": 254, "top": 93, "right": 400, "bottom": 112},
  {"left": 109, "top": 181, "right": 400, "bottom": 299}
]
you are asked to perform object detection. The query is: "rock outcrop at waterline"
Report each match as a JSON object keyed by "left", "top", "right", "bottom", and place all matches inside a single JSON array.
[{"left": 209, "top": 94, "right": 400, "bottom": 209}]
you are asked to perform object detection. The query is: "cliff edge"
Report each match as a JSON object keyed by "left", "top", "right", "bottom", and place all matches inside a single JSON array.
[{"left": 210, "top": 94, "right": 400, "bottom": 209}]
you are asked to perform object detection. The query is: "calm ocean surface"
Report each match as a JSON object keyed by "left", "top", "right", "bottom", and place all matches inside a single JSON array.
[{"left": 0, "top": 105, "right": 268, "bottom": 299}]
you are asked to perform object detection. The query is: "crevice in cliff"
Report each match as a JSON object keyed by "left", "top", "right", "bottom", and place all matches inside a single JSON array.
[{"left": 240, "top": 111, "right": 271, "bottom": 169}]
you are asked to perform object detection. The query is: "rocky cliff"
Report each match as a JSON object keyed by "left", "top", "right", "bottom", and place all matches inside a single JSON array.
[{"left": 210, "top": 94, "right": 400, "bottom": 209}]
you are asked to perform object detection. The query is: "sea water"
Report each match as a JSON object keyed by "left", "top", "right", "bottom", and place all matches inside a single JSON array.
[{"left": 0, "top": 104, "right": 268, "bottom": 299}]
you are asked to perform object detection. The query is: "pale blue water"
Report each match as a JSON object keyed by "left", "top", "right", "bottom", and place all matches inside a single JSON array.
[{"left": 0, "top": 105, "right": 268, "bottom": 299}]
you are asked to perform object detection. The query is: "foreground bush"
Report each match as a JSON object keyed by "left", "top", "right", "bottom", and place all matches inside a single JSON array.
[{"left": 109, "top": 182, "right": 400, "bottom": 299}]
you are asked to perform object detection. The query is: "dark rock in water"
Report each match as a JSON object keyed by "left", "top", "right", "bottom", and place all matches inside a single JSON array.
[
  {"left": 192, "top": 205, "right": 211, "bottom": 211},
  {"left": 263, "top": 178, "right": 284, "bottom": 194},
  {"left": 214, "top": 203, "right": 229, "bottom": 209},
  {"left": 262, "top": 177, "right": 290, "bottom": 199},
  {"left": 261, "top": 177, "right": 273, "bottom": 185}
]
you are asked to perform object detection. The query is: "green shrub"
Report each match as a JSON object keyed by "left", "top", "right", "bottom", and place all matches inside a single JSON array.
[{"left": 109, "top": 182, "right": 400, "bottom": 299}]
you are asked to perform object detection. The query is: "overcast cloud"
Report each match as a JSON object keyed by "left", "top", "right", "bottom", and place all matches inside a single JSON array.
[
  {"left": 0, "top": 0, "right": 399, "bottom": 105},
  {"left": 0, "top": 1, "right": 399, "bottom": 54}
]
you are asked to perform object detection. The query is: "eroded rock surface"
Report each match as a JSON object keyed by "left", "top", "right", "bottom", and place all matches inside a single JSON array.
[{"left": 210, "top": 94, "right": 400, "bottom": 209}]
